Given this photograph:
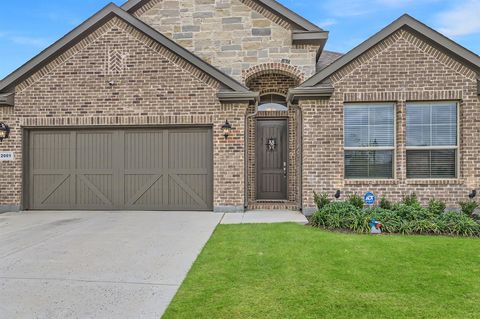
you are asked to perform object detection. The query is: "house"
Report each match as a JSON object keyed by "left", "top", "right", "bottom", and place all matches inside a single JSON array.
[{"left": 0, "top": 0, "right": 479, "bottom": 215}]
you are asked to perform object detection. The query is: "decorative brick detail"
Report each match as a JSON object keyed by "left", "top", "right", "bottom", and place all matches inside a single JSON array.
[
  {"left": 0, "top": 15, "right": 249, "bottom": 210},
  {"left": 301, "top": 30, "right": 479, "bottom": 212},
  {"left": 243, "top": 63, "right": 305, "bottom": 85}
]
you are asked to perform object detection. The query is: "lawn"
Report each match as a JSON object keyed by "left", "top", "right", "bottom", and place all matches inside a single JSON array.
[{"left": 163, "top": 223, "right": 480, "bottom": 319}]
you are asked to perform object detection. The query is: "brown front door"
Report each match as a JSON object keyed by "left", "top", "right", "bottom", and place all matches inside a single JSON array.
[{"left": 256, "top": 119, "right": 288, "bottom": 200}]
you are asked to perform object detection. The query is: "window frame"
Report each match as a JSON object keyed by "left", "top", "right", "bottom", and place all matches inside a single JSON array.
[
  {"left": 343, "top": 103, "right": 397, "bottom": 180},
  {"left": 405, "top": 101, "right": 460, "bottom": 179}
]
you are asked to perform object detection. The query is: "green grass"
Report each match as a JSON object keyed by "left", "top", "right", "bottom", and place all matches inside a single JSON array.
[{"left": 163, "top": 224, "right": 480, "bottom": 319}]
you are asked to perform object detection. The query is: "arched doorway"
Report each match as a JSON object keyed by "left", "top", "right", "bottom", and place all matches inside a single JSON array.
[{"left": 244, "top": 68, "right": 303, "bottom": 210}]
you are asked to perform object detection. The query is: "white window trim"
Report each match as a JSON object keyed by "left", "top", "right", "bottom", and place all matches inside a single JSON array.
[
  {"left": 344, "top": 103, "right": 397, "bottom": 180},
  {"left": 405, "top": 101, "right": 460, "bottom": 179}
]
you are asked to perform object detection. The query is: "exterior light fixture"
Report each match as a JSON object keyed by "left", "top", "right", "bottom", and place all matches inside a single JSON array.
[
  {"left": 469, "top": 190, "right": 477, "bottom": 199},
  {"left": 0, "top": 122, "right": 10, "bottom": 142},
  {"left": 335, "top": 190, "right": 341, "bottom": 199},
  {"left": 221, "top": 120, "right": 232, "bottom": 139}
]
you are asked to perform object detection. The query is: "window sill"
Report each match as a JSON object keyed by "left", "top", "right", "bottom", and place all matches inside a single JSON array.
[
  {"left": 345, "top": 179, "right": 399, "bottom": 185},
  {"left": 405, "top": 179, "right": 464, "bottom": 185}
]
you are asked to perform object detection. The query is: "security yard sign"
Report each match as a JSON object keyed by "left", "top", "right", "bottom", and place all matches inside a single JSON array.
[
  {"left": 0, "top": 152, "right": 14, "bottom": 161},
  {"left": 364, "top": 192, "right": 376, "bottom": 206}
]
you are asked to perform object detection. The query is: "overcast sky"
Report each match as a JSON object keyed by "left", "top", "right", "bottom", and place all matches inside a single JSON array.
[{"left": 0, "top": 0, "right": 479, "bottom": 79}]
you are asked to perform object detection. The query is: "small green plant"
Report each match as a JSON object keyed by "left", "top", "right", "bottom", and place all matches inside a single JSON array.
[
  {"left": 402, "top": 193, "right": 421, "bottom": 207},
  {"left": 348, "top": 194, "right": 364, "bottom": 209},
  {"left": 379, "top": 197, "right": 393, "bottom": 210},
  {"left": 459, "top": 200, "right": 478, "bottom": 217},
  {"left": 428, "top": 198, "right": 446, "bottom": 216},
  {"left": 313, "top": 192, "right": 330, "bottom": 210}
]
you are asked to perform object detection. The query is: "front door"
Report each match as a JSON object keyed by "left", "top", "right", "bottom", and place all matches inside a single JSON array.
[{"left": 256, "top": 119, "right": 288, "bottom": 200}]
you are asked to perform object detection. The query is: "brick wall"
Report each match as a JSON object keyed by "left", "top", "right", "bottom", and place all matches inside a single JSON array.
[
  {"left": 301, "top": 29, "right": 480, "bottom": 214},
  {"left": 134, "top": 0, "right": 318, "bottom": 81},
  {"left": 0, "top": 17, "right": 248, "bottom": 212}
]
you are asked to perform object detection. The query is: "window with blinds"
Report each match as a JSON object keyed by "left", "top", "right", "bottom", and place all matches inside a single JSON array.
[
  {"left": 406, "top": 102, "right": 458, "bottom": 179},
  {"left": 344, "top": 104, "right": 395, "bottom": 179}
]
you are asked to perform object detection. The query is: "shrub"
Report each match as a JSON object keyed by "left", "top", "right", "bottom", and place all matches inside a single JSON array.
[
  {"left": 310, "top": 194, "right": 480, "bottom": 237},
  {"left": 392, "top": 203, "right": 431, "bottom": 221},
  {"left": 402, "top": 193, "right": 421, "bottom": 208},
  {"left": 313, "top": 192, "right": 330, "bottom": 210},
  {"left": 436, "top": 211, "right": 480, "bottom": 237},
  {"left": 366, "top": 207, "right": 402, "bottom": 234},
  {"left": 459, "top": 200, "right": 478, "bottom": 217},
  {"left": 348, "top": 194, "right": 364, "bottom": 209},
  {"left": 311, "top": 202, "right": 360, "bottom": 230},
  {"left": 428, "top": 198, "right": 446, "bottom": 216},
  {"left": 379, "top": 197, "right": 393, "bottom": 210}
]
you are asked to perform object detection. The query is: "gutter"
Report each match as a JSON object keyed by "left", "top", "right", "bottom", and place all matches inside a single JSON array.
[
  {"left": 287, "top": 86, "right": 334, "bottom": 104},
  {"left": 0, "top": 93, "right": 14, "bottom": 106},
  {"left": 217, "top": 91, "right": 259, "bottom": 104}
]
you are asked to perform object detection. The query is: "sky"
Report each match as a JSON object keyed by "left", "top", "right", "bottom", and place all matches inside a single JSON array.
[{"left": 0, "top": 0, "right": 479, "bottom": 79}]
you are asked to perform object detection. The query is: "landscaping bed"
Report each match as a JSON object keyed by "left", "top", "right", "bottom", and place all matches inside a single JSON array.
[
  {"left": 163, "top": 223, "right": 480, "bottom": 319},
  {"left": 311, "top": 193, "right": 480, "bottom": 237}
]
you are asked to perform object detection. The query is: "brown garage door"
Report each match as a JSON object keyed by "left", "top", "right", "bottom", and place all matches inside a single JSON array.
[{"left": 27, "top": 128, "right": 213, "bottom": 211}]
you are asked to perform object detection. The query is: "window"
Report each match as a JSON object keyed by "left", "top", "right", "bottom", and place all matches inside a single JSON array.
[
  {"left": 406, "top": 102, "right": 458, "bottom": 179},
  {"left": 344, "top": 104, "right": 395, "bottom": 179},
  {"left": 258, "top": 94, "right": 288, "bottom": 111}
]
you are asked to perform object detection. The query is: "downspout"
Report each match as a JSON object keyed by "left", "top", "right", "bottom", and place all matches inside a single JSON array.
[{"left": 244, "top": 100, "right": 259, "bottom": 210}]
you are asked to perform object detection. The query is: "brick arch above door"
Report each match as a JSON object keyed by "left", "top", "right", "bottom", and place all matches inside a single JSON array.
[{"left": 243, "top": 63, "right": 305, "bottom": 87}]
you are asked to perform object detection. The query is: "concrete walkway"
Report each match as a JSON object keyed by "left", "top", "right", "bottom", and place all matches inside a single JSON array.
[
  {"left": 221, "top": 210, "right": 308, "bottom": 224},
  {"left": 0, "top": 210, "right": 306, "bottom": 319}
]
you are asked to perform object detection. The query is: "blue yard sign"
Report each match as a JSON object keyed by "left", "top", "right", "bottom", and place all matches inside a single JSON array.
[{"left": 364, "top": 192, "right": 376, "bottom": 206}]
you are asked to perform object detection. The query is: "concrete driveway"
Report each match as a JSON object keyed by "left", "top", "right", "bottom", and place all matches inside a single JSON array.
[{"left": 0, "top": 211, "right": 222, "bottom": 319}]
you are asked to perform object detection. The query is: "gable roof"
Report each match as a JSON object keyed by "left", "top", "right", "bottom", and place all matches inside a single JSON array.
[
  {"left": 122, "top": 0, "right": 322, "bottom": 32},
  {"left": 301, "top": 14, "right": 480, "bottom": 87},
  {"left": 0, "top": 3, "right": 250, "bottom": 95}
]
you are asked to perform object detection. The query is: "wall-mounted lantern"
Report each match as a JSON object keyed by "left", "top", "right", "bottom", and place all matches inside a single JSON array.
[
  {"left": 334, "top": 190, "right": 341, "bottom": 199},
  {"left": 0, "top": 122, "right": 10, "bottom": 142},
  {"left": 222, "top": 120, "right": 232, "bottom": 139},
  {"left": 469, "top": 190, "right": 477, "bottom": 199}
]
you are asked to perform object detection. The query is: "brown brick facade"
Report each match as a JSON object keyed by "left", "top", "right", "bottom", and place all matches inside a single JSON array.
[
  {"left": 301, "top": 29, "right": 480, "bottom": 214},
  {"left": 0, "top": 17, "right": 249, "bottom": 212}
]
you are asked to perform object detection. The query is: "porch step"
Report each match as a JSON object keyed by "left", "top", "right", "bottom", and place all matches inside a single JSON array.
[{"left": 248, "top": 201, "right": 300, "bottom": 211}]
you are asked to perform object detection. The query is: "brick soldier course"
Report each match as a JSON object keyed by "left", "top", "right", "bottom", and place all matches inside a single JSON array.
[{"left": 0, "top": 0, "right": 479, "bottom": 214}]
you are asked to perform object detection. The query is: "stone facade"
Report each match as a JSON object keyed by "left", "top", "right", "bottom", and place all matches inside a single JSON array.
[
  {"left": 301, "top": 29, "right": 480, "bottom": 214},
  {"left": 134, "top": 0, "right": 319, "bottom": 81},
  {"left": 0, "top": 17, "right": 249, "bottom": 212}
]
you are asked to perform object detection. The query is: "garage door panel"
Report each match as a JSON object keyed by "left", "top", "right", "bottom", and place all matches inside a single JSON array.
[
  {"left": 28, "top": 128, "right": 212, "bottom": 211},
  {"left": 125, "top": 131, "right": 164, "bottom": 170},
  {"left": 124, "top": 174, "right": 164, "bottom": 207},
  {"left": 33, "top": 174, "right": 73, "bottom": 208},
  {"left": 76, "top": 132, "right": 114, "bottom": 170},
  {"left": 32, "top": 132, "right": 72, "bottom": 170},
  {"left": 76, "top": 174, "right": 115, "bottom": 207}
]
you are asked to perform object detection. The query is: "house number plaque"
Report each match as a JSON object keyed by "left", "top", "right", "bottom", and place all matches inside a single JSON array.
[{"left": 0, "top": 152, "right": 14, "bottom": 161}]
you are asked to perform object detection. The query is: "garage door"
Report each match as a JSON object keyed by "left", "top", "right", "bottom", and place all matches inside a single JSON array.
[{"left": 27, "top": 128, "right": 213, "bottom": 211}]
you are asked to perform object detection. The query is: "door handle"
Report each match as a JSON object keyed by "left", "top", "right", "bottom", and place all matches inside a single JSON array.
[{"left": 283, "top": 162, "right": 287, "bottom": 178}]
